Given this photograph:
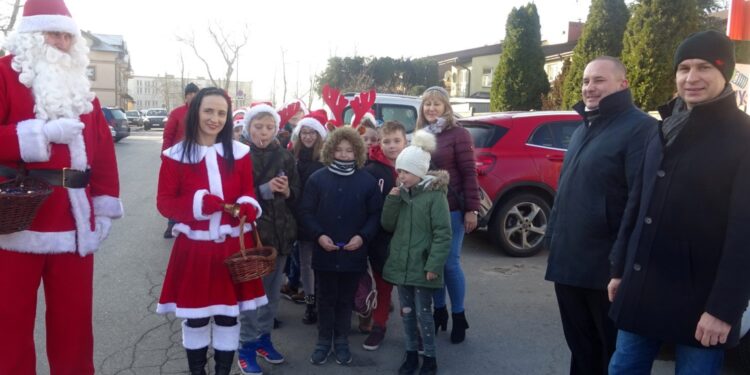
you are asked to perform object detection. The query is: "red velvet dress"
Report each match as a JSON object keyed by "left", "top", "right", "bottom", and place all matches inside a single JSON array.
[{"left": 156, "top": 141, "right": 267, "bottom": 318}]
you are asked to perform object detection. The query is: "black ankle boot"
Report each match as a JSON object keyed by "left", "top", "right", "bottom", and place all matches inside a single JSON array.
[
  {"left": 398, "top": 351, "right": 420, "bottom": 375},
  {"left": 433, "top": 306, "right": 448, "bottom": 333},
  {"left": 213, "top": 350, "right": 234, "bottom": 375},
  {"left": 420, "top": 356, "right": 437, "bottom": 375},
  {"left": 185, "top": 347, "right": 208, "bottom": 375},
  {"left": 450, "top": 311, "right": 469, "bottom": 343},
  {"left": 303, "top": 294, "right": 317, "bottom": 324}
]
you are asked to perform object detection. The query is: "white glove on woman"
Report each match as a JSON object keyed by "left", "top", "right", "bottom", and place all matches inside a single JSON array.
[{"left": 43, "top": 118, "right": 84, "bottom": 144}]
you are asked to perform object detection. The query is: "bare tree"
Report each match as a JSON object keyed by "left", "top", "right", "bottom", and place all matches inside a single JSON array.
[
  {"left": 0, "top": 0, "right": 22, "bottom": 37},
  {"left": 177, "top": 23, "right": 249, "bottom": 91},
  {"left": 179, "top": 51, "right": 185, "bottom": 90},
  {"left": 280, "top": 48, "right": 287, "bottom": 104}
]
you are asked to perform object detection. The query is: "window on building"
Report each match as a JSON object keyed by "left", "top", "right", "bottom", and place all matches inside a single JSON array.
[{"left": 482, "top": 68, "right": 493, "bottom": 88}]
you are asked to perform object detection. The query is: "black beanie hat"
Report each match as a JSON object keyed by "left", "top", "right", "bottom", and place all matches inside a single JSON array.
[
  {"left": 673, "top": 30, "right": 735, "bottom": 82},
  {"left": 184, "top": 82, "right": 199, "bottom": 96}
]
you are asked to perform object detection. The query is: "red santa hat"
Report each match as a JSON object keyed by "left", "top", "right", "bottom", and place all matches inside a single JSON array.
[
  {"left": 294, "top": 109, "right": 328, "bottom": 140},
  {"left": 232, "top": 108, "right": 247, "bottom": 129},
  {"left": 243, "top": 102, "right": 281, "bottom": 133},
  {"left": 17, "top": 0, "right": 79, "bottom": 35}
]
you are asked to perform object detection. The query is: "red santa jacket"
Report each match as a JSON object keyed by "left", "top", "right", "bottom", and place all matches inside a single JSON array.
[
  {"left": 158, "top": 141, "right": 261, "bottom": 242},
  {"left": 162, "top": 104, "right": 189, "bottom": 151},
  {"left": 0, "top": 55, "right": 123, "bottom": 256}
]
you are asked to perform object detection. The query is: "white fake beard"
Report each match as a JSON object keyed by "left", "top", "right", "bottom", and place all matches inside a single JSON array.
[{"left": 6, "top": 32, "right": 94, "bottom": 120}]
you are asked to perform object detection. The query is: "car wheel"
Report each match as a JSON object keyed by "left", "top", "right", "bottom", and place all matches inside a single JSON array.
[
  {"left": 489, "top": 193, "right": 550, "bottom": 257},
  {"left": 144, "top": 124, "right": 151, "bottom": 131}
]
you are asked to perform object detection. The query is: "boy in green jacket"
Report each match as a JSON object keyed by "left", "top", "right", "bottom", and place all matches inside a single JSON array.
[{"left": 381, "top": 130, "right": 452, "bottom": 375}]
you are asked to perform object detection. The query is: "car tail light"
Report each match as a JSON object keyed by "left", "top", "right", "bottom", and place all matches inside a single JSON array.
[{"left": 476, "top": 153, "right": 497, "bottom": 176}]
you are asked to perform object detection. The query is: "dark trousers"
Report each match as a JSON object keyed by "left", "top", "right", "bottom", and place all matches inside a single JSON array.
[
  {"left": 316, "top": 270, "right": 361, "bottom": 343},
  {"left": 554, "top": 283, "right": 617, "bottom": 375}
]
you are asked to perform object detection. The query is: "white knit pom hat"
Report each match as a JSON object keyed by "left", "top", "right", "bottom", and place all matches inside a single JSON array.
[{"left": 395, "top": 130, "right": 436, "bottom": 179}]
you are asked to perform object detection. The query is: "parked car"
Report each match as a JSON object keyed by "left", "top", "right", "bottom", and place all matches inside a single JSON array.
[
  {"left": 125, "top": 110, "right": 146, "bottom": 127},
  {"left": 143, "top": 108, "right": 168, "bottom": 130},
  {"left": 101, "top": 106, "right": 130, "bottom": 142},
  {"left": 341, "top": 93, "right": 421, "bottom": 133},
  {"left": 459, "top": 111, "right": 582, "bottom": 257},
  {"left": 108, "top": 125, "right": 116, "bottom": 140}
]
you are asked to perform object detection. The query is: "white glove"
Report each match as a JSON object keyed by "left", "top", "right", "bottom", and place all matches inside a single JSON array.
[{"left": 43, "top": 118, "right": 84, "bottom": 144}]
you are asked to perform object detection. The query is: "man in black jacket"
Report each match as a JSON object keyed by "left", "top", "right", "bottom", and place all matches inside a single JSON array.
[
  {"left": 608, "top": 30, "right": 750, "bottom": 374},
  {"left": 545, "top": 56, "right": 657, "bottom": 375}
]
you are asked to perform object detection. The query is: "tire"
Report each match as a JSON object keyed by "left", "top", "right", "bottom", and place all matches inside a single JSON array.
[
  {"left": 488, "top": 193, "right": 550, "bottom": 257},
  {"left": 144, "top": 123, "right": 151, "bottom": 131}
]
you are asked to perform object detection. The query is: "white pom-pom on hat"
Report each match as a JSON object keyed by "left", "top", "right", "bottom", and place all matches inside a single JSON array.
[{"left": 395, "top": 130, "right": 436, "bottom": 179}]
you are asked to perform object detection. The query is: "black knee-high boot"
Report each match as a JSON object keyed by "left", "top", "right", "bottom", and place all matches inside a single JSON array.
[
  {"left": 213, "top": 350, "right": 234, "bottom": 375},
  {"left": 185, "top": 347, "right": 208, "bottom": 375}
]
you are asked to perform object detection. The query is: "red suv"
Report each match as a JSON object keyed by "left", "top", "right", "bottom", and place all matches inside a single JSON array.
[{"left": 458, "top": 111, "right": 582, "bottom": 257}]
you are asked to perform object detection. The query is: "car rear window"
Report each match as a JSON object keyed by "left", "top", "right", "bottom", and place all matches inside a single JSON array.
[
  {"left": 461, "top": 121, "right": 509, "bottom": 148},
  {"left": 147, "top": 110, "right": 167, "bottom": 116},
  {"left": 528, "top": 120, "right": 581, "bottom": 150},
  {"left": 110, "top": 109, "right": 127, "bottom": 120},
  {"left": 343, "top": 104, "right": 418, "bottom": 133}
]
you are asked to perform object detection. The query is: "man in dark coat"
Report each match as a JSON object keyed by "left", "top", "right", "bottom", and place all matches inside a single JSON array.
[
  {"left": 608, "top": 30, "right": 750, "bottom": 374},
  {"left": 544, "top": 56, "right": 657, "bottom": 375}
]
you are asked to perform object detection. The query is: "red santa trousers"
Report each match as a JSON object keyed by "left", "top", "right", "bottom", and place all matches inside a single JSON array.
[{"left": 0, "top": 249, "right": 94, "bottom": 375}]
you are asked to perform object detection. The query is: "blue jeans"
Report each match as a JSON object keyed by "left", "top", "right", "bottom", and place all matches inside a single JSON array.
[
  {"left": 609, "top": 329, "right": 725, "bottom": 375},
  {"left": 398, "top": 285, "right": 437, "bottom": 358},
  {"left": 433, "top": 211, "right": 466, "bottom": 313}
]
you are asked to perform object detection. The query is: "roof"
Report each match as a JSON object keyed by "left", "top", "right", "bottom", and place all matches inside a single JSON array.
[
  {"left": 83, "top": 31, "right": 127, "bottom": 53},
  {"left": 426, "top": 40, "right": 578, "bottom": 65}
]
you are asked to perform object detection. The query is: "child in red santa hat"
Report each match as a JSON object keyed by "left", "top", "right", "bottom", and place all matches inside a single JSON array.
[
  {"left": 157, "top": 87, "right": 267, "bottom": 375},
  {"left": 237, "top": 102, "right": 301, "bottom": 375}
]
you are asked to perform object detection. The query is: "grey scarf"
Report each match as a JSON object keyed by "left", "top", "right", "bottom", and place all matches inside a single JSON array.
[
  {"left": 662, "top": 86, "right": 734, "bottom": 147},
  {"left": 425, "top": 117, "right": 448, "bottom": 135}
]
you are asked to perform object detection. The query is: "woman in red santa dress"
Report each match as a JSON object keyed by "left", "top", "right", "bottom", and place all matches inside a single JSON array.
[{"left": 156, "top": 87, "right": 267, "bottom": 375}]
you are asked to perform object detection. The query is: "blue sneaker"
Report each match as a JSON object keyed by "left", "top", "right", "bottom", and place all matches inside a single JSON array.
[
  {"left": 237, "top": 341, "right": 262, "bottom": 375},
  {"left": 256, "top": 333, "right": 285, "bottom": 364}
]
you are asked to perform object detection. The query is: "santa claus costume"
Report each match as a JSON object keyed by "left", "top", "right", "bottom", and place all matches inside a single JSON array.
[
  {"left": 0, "top": 1, "right": 123, "bottom": 374},
  {"left": 156, "top": 87, "right": 267, "bottom": 374}
]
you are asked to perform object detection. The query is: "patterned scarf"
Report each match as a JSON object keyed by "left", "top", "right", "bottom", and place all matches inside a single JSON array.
[
  {"left": 328, "top": 159, "right": 356, "bottom": 176},
  {"left": 425, "top": 117, "right": 448, "bottom": 135}
]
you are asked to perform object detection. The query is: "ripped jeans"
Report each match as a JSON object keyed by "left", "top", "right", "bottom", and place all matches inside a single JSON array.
[{"left": 397, "top": 285, "right": 437, "bottom": 358}]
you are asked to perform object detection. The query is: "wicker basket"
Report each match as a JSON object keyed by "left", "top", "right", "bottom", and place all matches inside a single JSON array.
[
  {"left": 225, "top": 216, "right": 277, "bottom": 284},
  {"left": 0, "top": 175, "right": 53, "bottom": 235}
]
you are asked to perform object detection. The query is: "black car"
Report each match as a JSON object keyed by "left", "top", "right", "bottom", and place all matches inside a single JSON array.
[
  {"left": 143, "top": 108, "right": 168, "bottom": 130},
  {"left": 102, "top": 107, "right": 130, "bottom": 142}
]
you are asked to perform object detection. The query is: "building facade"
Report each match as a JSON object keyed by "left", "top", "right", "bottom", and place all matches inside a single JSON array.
[
  {"left": 428, "top": 22, "right": 582, "bottom": 98},
  {"left": 128, "top": 75, "right": 253, "bottom": 111},
  {"left": 82, "top": 32, "right": 132, "bottom": 108}
]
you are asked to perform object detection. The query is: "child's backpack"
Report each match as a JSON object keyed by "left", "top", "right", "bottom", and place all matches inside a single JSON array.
[{"left": 354, "top": 262, "right": 378, "bottom": 318}]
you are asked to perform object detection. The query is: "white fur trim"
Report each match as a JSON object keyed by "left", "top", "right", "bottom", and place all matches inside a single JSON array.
[
  {"left": 162, "top": 142, "right": 250, "bottom": 163},
  {"left": 18, "top": 14, "right": 79, "bottom": 35},
  {"left": 205, "top": 147, "right": 223, "bottom": 240},
  {"left": 236, "top": 196, "right": 263, "bottom": 220},
  {"left": 180, "top": 320, "right": 210, "bottom": 350},
  {"left": 157, "top": 295, "right": 268, "bottom": 319},
  {"left": 193, "top": 189, "right": 212, "bottom": 221},
  {"left": 0, "top": 230, "right": 76, "bottom": 253},
  {"left": 16, "top": 119, "right": 50, "bottom": 162},
  {"left": 295, "top": 117, "right": 327, "bottom": 140},
  {"left": 212, "top": 322, "right": 240, "bottom": 351},
  {"left": 93, "top": 195, "right": 123, "bottom": 219},
  {"left": 171, "top": 223, "right": 253, "bottom": 243},
  {"left": 243, "top": 104, "right": 281, "bottom": 132}
]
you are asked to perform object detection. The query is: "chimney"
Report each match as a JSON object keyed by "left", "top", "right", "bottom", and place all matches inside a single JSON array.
[{"left": 567, "top": 22, "right": 584, "bottom": 42}]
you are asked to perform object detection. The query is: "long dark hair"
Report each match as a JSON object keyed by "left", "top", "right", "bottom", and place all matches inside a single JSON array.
[{"left": 181, "top": 87, "right": 235, "bottom": 170}]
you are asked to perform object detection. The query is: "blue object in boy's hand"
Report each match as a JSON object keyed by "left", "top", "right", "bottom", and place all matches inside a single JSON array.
[
  {"left": 276, "top": 170, "right": 286, "bottom": 177},
  {"left": 335, "top": 242, "right": 346, "bottom": 250}
]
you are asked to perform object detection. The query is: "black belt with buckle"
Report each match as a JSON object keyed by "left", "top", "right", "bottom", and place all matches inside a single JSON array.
[{"left": 0, "top": 165, "right": 90, "bottom": 188}]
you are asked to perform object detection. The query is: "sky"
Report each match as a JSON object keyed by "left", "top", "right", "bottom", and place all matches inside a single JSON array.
[{"left": 5, "top": 0, "right": 593, "bottom": 102}]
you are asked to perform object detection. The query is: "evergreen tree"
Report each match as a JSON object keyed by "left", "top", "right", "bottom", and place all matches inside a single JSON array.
[
  {"left": 490, "top": 3, "right": 549, "bottom": 111},
  {"left": 621, "top": 0, "right": 700, "bottom": 110},
  {"left": 562, "top": 0, "right": 629, "bottom": 108}
]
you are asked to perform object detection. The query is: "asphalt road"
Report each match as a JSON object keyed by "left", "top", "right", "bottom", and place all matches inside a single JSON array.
[{"left": 30, "top": 130, "right": 747, "bottom": 374}]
